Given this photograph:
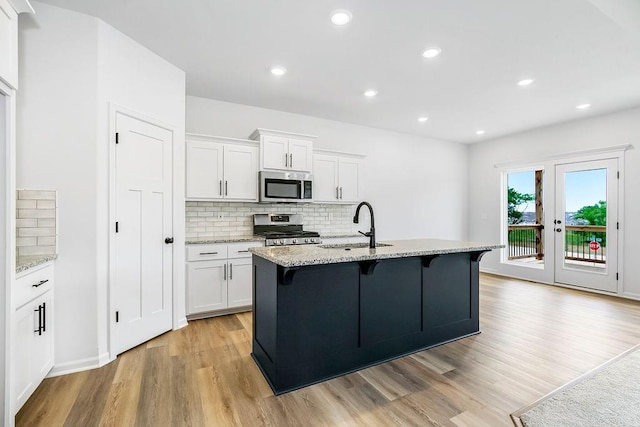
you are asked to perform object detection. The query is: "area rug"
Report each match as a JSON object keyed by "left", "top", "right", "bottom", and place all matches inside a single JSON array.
[{"left": 511, "top": 344, "right": 640, "bottom": 427}]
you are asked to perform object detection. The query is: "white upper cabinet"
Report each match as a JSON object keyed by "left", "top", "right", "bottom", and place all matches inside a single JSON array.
[
  {"left": 250, "top": 128, "right": 316, "bottom": 173},
  {"left": 186, "top": 134, "right": 258, "bottom": 201},
  {"left": 313, "top": 150, "right": 364, "bottom": 204}
]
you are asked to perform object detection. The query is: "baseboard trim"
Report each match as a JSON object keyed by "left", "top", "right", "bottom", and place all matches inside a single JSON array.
[
  {"left": 47, "top": 352, "right": 114, "bottom": 378},
  {"left": 175, "top": 316, "right": 188, "bottom": 330}
]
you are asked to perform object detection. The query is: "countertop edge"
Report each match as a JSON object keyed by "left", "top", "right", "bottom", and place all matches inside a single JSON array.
[
  {"left": 249, "top": 240, "right": 503, "bottom": 267},
  {"left": 16, "top": 254, "right": 58, "bottom": 274}
]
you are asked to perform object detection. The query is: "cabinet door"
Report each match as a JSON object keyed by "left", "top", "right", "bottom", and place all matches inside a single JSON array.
[
  {"left": 223, "top": 144, "right": 258, "bottom": 201},
  {"left": 227, "top": 258, "right": 253, "bottom": 308},
  {"left": 186, "top": 141, "right": 224, "bottom": 199},
  {"left": 32, "top": 292, "right": 54, "bottom": 384},
  {"left": 187, "top": 260, "right": 228, "bottom": 314},
  {"left": 313, "top": 155, "right": 339, "bottom": 202},
  {"left": 261, "top": 136, "right": 288, "bottom": 170},
  {"left": 13, "top": 300, "right": 35, "bottom": 412},
  {"left": 0, "top": 0, "right": 18, "bottom": 88},
  {"left": 338, "top": 157, "right": 361, "bottom": 203},
  {"left": 288, "top": 138, "right": 313, "bottom": 173}
]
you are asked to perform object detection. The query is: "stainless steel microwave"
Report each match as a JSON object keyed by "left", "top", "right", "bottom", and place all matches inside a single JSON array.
[{"left": 259, "top": 171, "right": 313, "bottom": 203}]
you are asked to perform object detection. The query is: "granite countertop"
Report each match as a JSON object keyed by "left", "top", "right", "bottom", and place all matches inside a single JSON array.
[
  {"left": 249, "top": 238, "right": 503, "bottom": 267},
  {"left": 186, "top": 236, "right": 265, "bottom": 245},
  {"left": 16, "top": 254, "right": 58, "bottom": 274},
  {"left": 186, "top": 233, "right": 365, "bottom": 245}
]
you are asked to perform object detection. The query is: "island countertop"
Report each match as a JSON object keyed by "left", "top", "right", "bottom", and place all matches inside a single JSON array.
[{"left": 249, "top": 238, "right": 503, "bottom": 267}]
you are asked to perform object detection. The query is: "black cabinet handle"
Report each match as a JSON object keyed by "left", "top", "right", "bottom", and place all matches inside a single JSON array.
[
  {"left": 165, "top": 237, "right": 174, "bottom": 244},
  {"left": 199, "top": 251, "right": 219, "bottom": 255},
  {"left": 225, "top": 181, "right": 228, "bottom": 196},
  {"left": 33, "top": 279, "right": 49, "bottom": 288},
  {"left": 42, "top": 302, "right": 46, "bottom": 333},
  {"left": 230, "top": 263, "right": 233, "bottom": 280},
  {"left": 237, "top": 250, "right": 250, "bottom": 253},
  {"left": 34, "top": 304, "right": 43, "bottom": 335}
]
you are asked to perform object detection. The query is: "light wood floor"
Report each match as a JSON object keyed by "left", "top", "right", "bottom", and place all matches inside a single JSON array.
[{"left": 17, "top": 274, "right": 640, "bottom": 426}]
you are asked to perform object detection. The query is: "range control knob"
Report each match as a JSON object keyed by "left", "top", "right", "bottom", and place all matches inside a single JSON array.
[
  {"left": 292, "top": 238, "right": 298, "bottom": 244},
  {"left": 304, "top": 238, "right": 309, "bottom": 243}
]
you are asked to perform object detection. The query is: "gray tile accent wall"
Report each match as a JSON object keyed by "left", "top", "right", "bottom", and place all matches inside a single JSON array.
[
  {"left": 16, "top": 190, "right": 58, "bottom": 257},
  {"left": 186, "top": 202, "right": 353, "bottom": 240}
]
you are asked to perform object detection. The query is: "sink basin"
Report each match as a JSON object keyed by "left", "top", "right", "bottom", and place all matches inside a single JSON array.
[{"left": 319, "top": 243, "right": 393, "bottom": 250}]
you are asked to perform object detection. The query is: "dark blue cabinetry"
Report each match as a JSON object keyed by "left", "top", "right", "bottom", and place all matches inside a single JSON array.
[{"left": 252, "top": 251, "right": 486, "bottom": 394}]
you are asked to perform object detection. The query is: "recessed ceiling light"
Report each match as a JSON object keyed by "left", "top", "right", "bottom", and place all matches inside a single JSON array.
[
  {"left": 270, "top": 66, "right": 286, "bottom": 76},
  {"left": 476, "top": 129, "right": 486, "bottom": 135},
  {"left": 422, "top": 47, "right": 442, "bottom": 58},
  {"left": 576, "top": 103, "right": 591, "bottom": 110},
  {"left": 517, "top": 78, "right": 535, "bottom": 86},
  {"left": 417, "top": 117, "right": 429, "bottom": 122},
  {"left": 364, "top": 89, "right": 378, "bottom": 97},
  {"left": 330, "top": 10, "right": 352, "bottom": 26}
]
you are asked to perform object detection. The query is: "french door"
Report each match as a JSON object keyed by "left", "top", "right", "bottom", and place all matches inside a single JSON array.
[{"left": 554, "top": 159, "right": 618, "bottom": 292}]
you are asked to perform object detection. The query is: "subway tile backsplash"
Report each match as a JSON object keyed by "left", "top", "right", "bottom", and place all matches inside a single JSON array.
[
  {"left": 186, "top": 202, "right": 354, "bottom": 240},
  {"left": 16, "top": 189, "right": 58, "bottom": 257}
]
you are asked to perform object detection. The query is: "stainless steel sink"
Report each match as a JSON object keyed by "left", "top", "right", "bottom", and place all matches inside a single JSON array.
[{"left": 319, "top": 243, "right": 393, "bottom": 250}]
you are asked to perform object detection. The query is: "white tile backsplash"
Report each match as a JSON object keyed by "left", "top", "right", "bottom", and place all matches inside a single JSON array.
[
  {"left": 185, "top": 202, "right": 354, "bottom": 240},
  {"left": 16, "top": 189, "right": 58, "bottom": 257}
]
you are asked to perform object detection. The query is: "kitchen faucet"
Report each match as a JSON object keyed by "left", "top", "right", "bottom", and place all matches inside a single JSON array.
[{"left": 353, "top": 201, "right": 376, "bottom": 249}]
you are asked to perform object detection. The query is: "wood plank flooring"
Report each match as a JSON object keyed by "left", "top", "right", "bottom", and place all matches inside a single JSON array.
[{"left": 16, "top": 274, "right": 640, "bottom": 426}]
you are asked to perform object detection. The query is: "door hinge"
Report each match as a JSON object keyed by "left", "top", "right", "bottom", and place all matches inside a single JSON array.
[
  {"left": 115, "top": 132, "right": 119, "bottom": 144},
  {"left": 115, "top": 222, "right": 119, "bottom": 233},
  {"left": 116, "top": 311, "right": 119, "bottom": 322},
  {"left": 617, "top": 222, "right": 619, "bottom": 230},
  {"left": 617, "top": 171, "right": 619, "bottom": 179},
  {"left": 616, "top": 273, "right": 619, "bottom": 281}
]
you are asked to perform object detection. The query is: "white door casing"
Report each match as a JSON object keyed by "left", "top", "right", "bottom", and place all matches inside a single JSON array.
[
  {"left": 114, "top": 112, "right": 173, "bottom": 355},
  {"left": 554, "top": 158, "right": 618, "bottom": 292}
]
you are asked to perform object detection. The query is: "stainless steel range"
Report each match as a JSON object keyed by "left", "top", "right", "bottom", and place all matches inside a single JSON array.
[{"left": 253, "top": 214, "right": 321, "bottom": 246}]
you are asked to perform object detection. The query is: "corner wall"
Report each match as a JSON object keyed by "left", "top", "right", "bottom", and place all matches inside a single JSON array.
[
  {"left": 468, "top": 107, "right": 640, "bottom": 298},
  {"left": 17, "top": 1, "right": 186, "bottom": 373},
  {"left": 187, "top": 96, "right": 470, "bottom": 241}
]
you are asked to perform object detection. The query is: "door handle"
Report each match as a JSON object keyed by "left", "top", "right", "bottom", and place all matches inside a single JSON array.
[
  {"left": 555, "top": 228, "right": 562, "bottom": 232},
  {"left": 165, "top": 237, "right": 174, "bottom": 244},
  {"left": 42, "top": 302, "right": 46, "bottom": 333},
  {"left": 229, "top": 263, "right": 233, "bottom": 280}
]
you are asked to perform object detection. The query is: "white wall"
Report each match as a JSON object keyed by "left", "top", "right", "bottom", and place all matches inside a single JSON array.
[
  {"left": 468, "top": 107, "right": 640, "bottom": 298},
  {"left": 187, "top": 96, "right": 470, "bottom": 241},
  {"left": 17, "top": 2, "right": 99, "bottom": 370},
  {"left": 17, "top": 2, "right": 186, "bottom": 373}
]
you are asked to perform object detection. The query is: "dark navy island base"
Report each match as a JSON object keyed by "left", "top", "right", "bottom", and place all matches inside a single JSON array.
[{"left": 251, "top": 250, "right": 488, "bottom": 394}]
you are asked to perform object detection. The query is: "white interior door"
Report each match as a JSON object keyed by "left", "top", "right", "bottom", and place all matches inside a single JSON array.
[
  {"left": 554, "top": 159, "right": 618, "bottom": 292},
  {"left": 114, "top": 112, "right": 173, "bottom": 355}
]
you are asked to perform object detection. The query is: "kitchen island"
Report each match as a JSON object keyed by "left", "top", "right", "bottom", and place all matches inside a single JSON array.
[{"left": 249, "top": 239, "right": 502, "bottom": 394}]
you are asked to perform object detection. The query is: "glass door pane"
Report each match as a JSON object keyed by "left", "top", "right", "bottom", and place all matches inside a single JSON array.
[{"left": 554, "top": 159, "right": 618, "bottom": 292}]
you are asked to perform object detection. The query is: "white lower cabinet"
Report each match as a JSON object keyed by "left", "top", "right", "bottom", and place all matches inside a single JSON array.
[
  {"left": 12, "top": 262, "right": 55, "bottom": 415},
  {"left": 186, "top": 241, "right": 262, "bottom": 317}
]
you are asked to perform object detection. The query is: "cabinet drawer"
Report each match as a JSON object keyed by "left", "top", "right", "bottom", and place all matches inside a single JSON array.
[
  {"left": 228, "top": 241, "right": 263, "bottom": 259},
  {"left": 186, "top": 244, "right": 228, "bottom": 261},
  {"left": 14, "top": 263, "right": 54, "bottom": 309}
]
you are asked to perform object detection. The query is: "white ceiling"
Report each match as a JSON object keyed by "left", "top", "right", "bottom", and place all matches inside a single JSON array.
[{"left": 34, "top": 0, "right": 640, "bottom": 143}]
